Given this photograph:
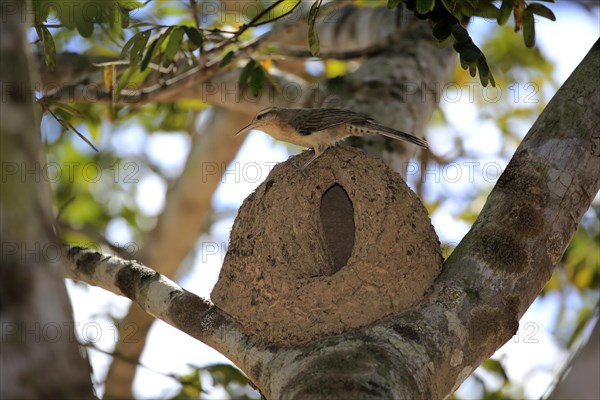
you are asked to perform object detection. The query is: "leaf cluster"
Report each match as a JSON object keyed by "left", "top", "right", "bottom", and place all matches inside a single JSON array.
[
  {"left": 386, "top": 0, "right": 556, "bottom": 87},
  {"left": 121, "top": 25, "right": 203, "bottom": 73},
  {"left": 33, "top": 0, "right": 143, "bottom": 36},
  {"left": 498, "top": 0, "right": 556, "bottom": 48},
  {"left": 170, "top": 364, "right": 257, "bottom": 400},
  {"left": 33, "top": 0, "right": 143, "bottom": 69},
  {"left": 238, "top": 59, "right": 268, "bottom": 97}
]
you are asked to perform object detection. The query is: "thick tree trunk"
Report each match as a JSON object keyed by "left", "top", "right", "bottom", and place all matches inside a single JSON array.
[{"left": 0, "top": 2, "right": 94, "bottom": 398}]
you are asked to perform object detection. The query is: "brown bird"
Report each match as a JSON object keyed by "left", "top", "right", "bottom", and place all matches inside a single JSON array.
[{"left": 236, "top": 107, "right": 428, "bottom": 169}]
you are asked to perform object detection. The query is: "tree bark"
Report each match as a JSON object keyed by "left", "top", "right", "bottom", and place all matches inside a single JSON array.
[
  {"left": 550, "top": 318, "right": 600, "bottom": 399},
  {"left": 63, "top": 38, "right": 600, "bottom": 400},
  {"left": 0, "top": 2, "right": 94, "bottom": 398}
]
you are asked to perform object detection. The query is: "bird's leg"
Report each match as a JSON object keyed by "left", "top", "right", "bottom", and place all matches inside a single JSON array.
[
  {"left": 295, "top": 145, "right": 328, "bottom": 172},
  {"left": 292, "top": 152, "right": 310, "bottom": 171},
  {"left": 291, "top": 152, "right": 313, "bottom": 178},
  {"left": 299, "top": 150, "right": 320, "bottom": 170}
]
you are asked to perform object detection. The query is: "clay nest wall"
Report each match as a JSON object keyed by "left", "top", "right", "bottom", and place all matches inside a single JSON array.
[{"left": 211, "top": 146, "right": 442, "bottom": 345}]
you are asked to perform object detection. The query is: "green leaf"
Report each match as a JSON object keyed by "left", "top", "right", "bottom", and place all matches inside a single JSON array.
[
  {"left": 238, "top": 59, "right": 256, "bottom": 87},
  {"left": 453, "top": 39, "right": 467, "bottom": 53},
  {"left": 175, "top": 369, "right": 203, "bottom": 399},
  {"left": 120, "top": 33, "right": 139, "bottom": 59},
  {"left": 478, "top": 55, "right": 495, "bottom": 87},
  {"left": 75, "top": 17, "right": 94, "bottom": 38},
  {"left": 308, "top": 0, "right": 323, "bottom": 57},
  {"left": 36, "top": 26, "right": 56, "bottom": 70},
  {"left": 433, "top": 22, "right": 452, "bottom": 41},
  {"left": 527, "top": 3, "right": 556, "bottom": 21},
  {"left": 387, "top": 0, "right": 402, "bottom": 8},
  {"left": 249, "top": 66, "right": 266, "bottom": 97},
  {"left": 522, "top": 8, "right": 535, "bottom": 48},
  {"left": 183, "top": 26, "right": 203, "bottom": 48},
  {"left": 119, "top": 7, "right": 130, "bottom": 29},
  {"left": 498, "top": 0, "right": 513, "bottom": 25},
  {"left": 440, "top": 0, "right": 459, "bottom": 16},
  {"left": 460, "top": 43, "right": 480, "bottom": 64},
  {"left": 140, "top": 38, "right": 159, "bottom": 71},
  {"left": 416, "top": 0, "right": 435, "bottom": 14},
  {"left": 164, "top": 27, "right": 185, "bottom": 61},
  {"left": 219, "top": 50, "right": 235, "bottom": 67},
  {"left": 116, "top": 65, "right": 151, "bottom": 94},
  {"left": 481, "top": 359, "right": 509, "bottom": 382},
  {"left": 469, "top": 63, "right": 477, "bottom": 78},
  {"left": 74, "top": 1, "right": 99, "bottom": 37},
  {"left": 130, "top": 30, "right": 151, "bottom": 66},
  {"left": 204, "top": 364, "right": 249, "bottom": 387},
  {"left": 33, "top": 0, "right": 50, "bottom": 25},
  {"left": 154, "top": 26, "right": 174, "bottom": 53},
  {"left": 52, "top": 102, "right": 85, "bottom": 118},
  {"left": 117, "top": 0, "right": 144, "bottom": 11},
  {"left": 450, "top": 24, "right": 469, "bottom": 43},
  {"left": 58, "top": 1, "right": 76, "bottom": 30},
  {"left": 468, "top": 4, "right": 499, "bottom": 19}
]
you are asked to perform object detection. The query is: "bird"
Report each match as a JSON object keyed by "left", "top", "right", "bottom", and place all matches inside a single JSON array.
[{"left": 235, "top": 107, "right": 428, "bottom": 170}]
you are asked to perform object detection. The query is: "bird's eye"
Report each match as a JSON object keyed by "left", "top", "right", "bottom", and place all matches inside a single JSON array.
[{"left": 257, "top": 115, "right": 263, "bottom": 120}]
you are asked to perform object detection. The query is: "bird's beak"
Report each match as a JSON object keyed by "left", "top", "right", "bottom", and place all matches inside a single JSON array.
[{"left": 235, "top": 123, "right": 254, "bottom": 136}]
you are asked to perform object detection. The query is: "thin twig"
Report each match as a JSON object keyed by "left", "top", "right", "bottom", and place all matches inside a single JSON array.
[
  {"left": 56, "top": 196, "right": 76, "bottom": 222},
  {"left": 207, "top": 0, "right": 299, "bottom": 54},
  {"left": 81, "top": 341, "right": 183, "bottom": 384},
  {"left": 57, "top": 221, "right": 135, "bottom": 260},
  {"left": 249, "top": 0, "right": 303, "bottom": 28},
  {"left": 98, "top": 23, "right": 123, "bottom": 48},
  {"left": 268, "top": 41, "right": 387, "bottom": 60},
  {"left": 40, "top": 102, "right": 99, "bottom": 152},
  {"left": 189, "top": 0, "right": 200, "bottom": 29},
  {"left": 188, "top": 0, "right": 204, "bottom": 65},
  {"left": 267, "top": 18, "right": 418, "bottom": 61}
]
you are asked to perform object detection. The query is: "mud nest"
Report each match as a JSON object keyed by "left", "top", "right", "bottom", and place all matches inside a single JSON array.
[{"left": 211, "top": 146, "right": 442, "bottom": 345}]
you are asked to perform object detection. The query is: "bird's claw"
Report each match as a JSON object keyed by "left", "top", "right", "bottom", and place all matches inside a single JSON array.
[{"left": 292, "top": 160, "right": 310, "bottom": 178}]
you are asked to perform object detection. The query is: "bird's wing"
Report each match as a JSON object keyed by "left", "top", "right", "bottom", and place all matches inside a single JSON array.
[{"left": 289, "top": 108, "right": 371, "bottom": 135}]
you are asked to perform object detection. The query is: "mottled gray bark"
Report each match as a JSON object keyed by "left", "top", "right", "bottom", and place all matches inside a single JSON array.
[{"left": 0, "top": 2, "right": 94, "bottom": 398}]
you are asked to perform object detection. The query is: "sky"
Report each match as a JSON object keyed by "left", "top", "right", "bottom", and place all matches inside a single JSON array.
[{"left": 64, "top": 2, "right": 600, "bottom": 399}]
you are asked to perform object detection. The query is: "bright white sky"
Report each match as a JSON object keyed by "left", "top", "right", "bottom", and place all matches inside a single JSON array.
[{"left": 65, "top": 3, "right": 600, "bottom": 399}]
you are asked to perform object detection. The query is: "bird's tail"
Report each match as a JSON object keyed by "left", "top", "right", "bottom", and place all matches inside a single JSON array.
[{"left": 366, "top": 122, "right": 428, "bottom": 149}]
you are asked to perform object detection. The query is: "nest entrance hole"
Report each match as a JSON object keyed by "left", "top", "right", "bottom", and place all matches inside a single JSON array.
[{"left": 319, "top": 184, "right": 355, "bottom": 275}]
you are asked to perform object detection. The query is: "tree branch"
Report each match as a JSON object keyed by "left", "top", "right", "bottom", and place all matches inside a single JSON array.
[
  {"left": 64, "top": 246, "right": 275, "bottom": 397},
  {"left": 64, "top": 247, "right": 243, "bottom": 351}
]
